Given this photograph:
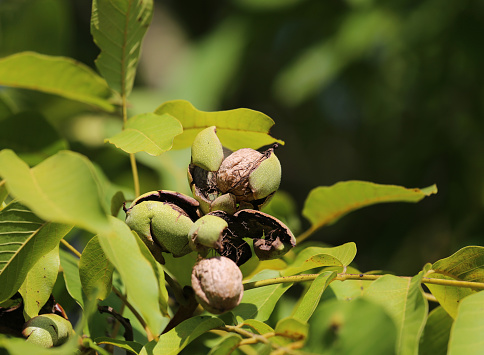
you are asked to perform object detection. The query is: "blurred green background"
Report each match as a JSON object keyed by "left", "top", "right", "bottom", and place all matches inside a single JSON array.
[{"left": 1, "top": 0, "right": 484, "bottom": 275}]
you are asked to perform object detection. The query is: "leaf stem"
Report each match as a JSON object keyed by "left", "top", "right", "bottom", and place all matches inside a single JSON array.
[
  {"left": 243, "top": 272, "right": 484, "bottom": 292},
  {"left": 219, "top": 325, "right": 300, "bottom": 354},
  {"left": 60, "top": 238, "right": 82, "bottom": 258},
  {"left": 121, "top": 93, "right": 140, "bottom": 198},
  {"left": 111, "top": 287, "right": 157, "bottom": 341},
  {"left": 295, "top": 225, "right": 319, "bottom": 244}
]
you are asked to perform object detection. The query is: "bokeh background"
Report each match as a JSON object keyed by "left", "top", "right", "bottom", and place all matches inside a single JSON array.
[{"left": 1, "top": 0, "right": 484, "bottom": 276}]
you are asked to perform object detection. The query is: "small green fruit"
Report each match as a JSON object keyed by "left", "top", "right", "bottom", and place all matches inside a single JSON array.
[
  {"left": 22, "top": 314, "right": 72, "bottom": 348},
  {"left": 188, "top": 215, "right": 228, "bottom": 252},
  {"left": 191, "top": 126, "right": 224, "bottom": 171},
  {"left": 125, "top": 191, "right": 200, "bottom": 263}
]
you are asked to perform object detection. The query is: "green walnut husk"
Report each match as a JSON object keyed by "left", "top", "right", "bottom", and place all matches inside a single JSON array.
[
  {"left": 191, "top": 256, "right": 243, "bottom": 314},
  {"left": 22, "top": 314, "right": 73, "bottom": 348},
  {"left": 125, "top": 191, "right": 199, "bottom": 263},
  {"left": 191, "top": 126, "right": 224, "bottom": 172},
  {"left": 216, "top": 147, "right": 281, "bottom": 204},
  {"left": 188, "top": 214, "right": 228, "bottom": 253}
]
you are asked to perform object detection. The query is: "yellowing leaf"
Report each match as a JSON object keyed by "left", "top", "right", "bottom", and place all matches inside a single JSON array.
[
  {"left": 105, "top": 113, "right": 182, "bottom": 155},
  {"left": 154, "top": 100, "right": 284, "bottom": 150}
]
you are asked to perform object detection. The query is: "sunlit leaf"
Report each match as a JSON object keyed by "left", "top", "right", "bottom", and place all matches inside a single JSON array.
[
  {"left": 154, "top": 100, "right": 284, "bottom": 150},
  {"left": 79, "top": 236, "right": 114, "bottom": 301},
  {"left": 0, "top": 201, "right": 72, "bottom": 302},
  {"left": 59, "top": 248, "right": 84, "bottom": 308},
  {"left": 0, "top": 149, "right": 110, "bottom": 234},
  {"left": 448, "top": 291, "right": 484, "bottom": 355},
  {"left": 426, "top": 246, "right": 484, "bottom": 318},
  {"left": 364, "top": 267, "right": 429, "bottom": 355},
  {"left": 0, "top": 112, "right": 68, "bottom": 166},
  {"left": 419, "top": 306, "right": 453, "bottom": 355},
  {"left": 282, "top": 243, "right": 356, "bottom": 276},
  {"left": 291, "top": 271, "right": 337, "bottom": 322},
  {"left": 98, "top": 217, "right": 165, "bottom": 335},
  {"left": 91, "top": 0, "right": 153, "bottom": 96},
  {"left": 241, "top": 319, "right": 274, "bottom": 334},
  {"left": 234, "top": 270, "right": 293, "bottom": 322},
  {"left": 303, "top": 181, "right": 437, "bottom": 231},
  {"left": 106, "top": 113, "right": 182, "bottom": 155},
  {"left": 19, "top": 246, "right": 59, "bottom": 318},
  {"left": 140, "top": 316, "right": 224, "bottom": 355},
  {"left": 306, "top": 297, "right": 397, "bottom": 354},
  {"left": 0, "top": 181, "right": 7, "bottom": 206},
  {"left": 95, "top": 337, "right": 143, "bottom": 354},
  {"left": 0, "top": 52, "right": 113, "bottom": 111}
]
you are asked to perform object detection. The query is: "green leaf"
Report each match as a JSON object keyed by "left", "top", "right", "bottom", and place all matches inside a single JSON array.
[
  {"left": 448, "top": 291, "right": 484, "bottom": 355},
  {"left": 281, "top": 243, "right": 356, "bottom": 276},
  {"left": 19, "top": 246, "right": 60, "bottom": 318},
  {"left": 154, "top": 100, "right": 285, "bottom": 150},
  {"left": 111, "top": 191, "right": 126, "bottom": 217},
  {"left": 141, "top": 316, "right": 224, "bottom": 355},
  {"left": 302, "top": 181, "right": 437, "bottom": 230},
  {"left": 132, "top": 231, "right": 169, "bottom": 316},
  {"left": 0, "top": 201, "right": 72, "bottom": 302},
  {"left": 364, "top": 269, "right": 429, "bottom": 355},
  {"left": 419, "top": 306, "right": 453, "bottom": 355},
  {"left": 95, "top": 337, "right": 143, "bottom": 354},
  {"left": 208, "top": 334, "right": 242, "bottom": 355},
  {"left": 79, "top": 236, "right": 114, "bottom": 301},
  {"left": 106, "top": 113, "right": 182, "bottom": 155},
  {"left": 0, "top": 149, "right": 110, "bottom": 234},
  {"left": 98, "top": 217, "right": 165, "bottom": 335},
  {"left": 274, "top": 317, "right": 309, "bottom": 344},
  {"left": 425, "top": 274, "right": 473, "bottom": 319},
  {"left": 0, "top": 181, "right": 7, "bottom": 206},
  {"left": 91, "top": 0, "right": 153, "bottom": 96},
  {"left": 291, "top": 271, "right": 337, "bottom": 322},
  {"left": 426, "top": 246, "right": 484, "bottom": 318},
  {"left": 0, "top": 52, "right": 113, "bottom": 111},
  {"left": 306, "top": 297, "right": 397, "bottom": 354},
  {"left": 0, "top": 111, "right": 68, "bottom": 166},
  {"left": 326, "top": 277, "right": 372, "bottom": 301},
  {"left": 59, "top": 248, "right": 84, "bottom": 308},
  {"left": 234, "top": 270, "right": 293, "bottom": 322}
]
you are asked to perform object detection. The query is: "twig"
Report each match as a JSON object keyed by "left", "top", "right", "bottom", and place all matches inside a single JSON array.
[{"left": 98, "top": 305, "right": 133, "bottom": 341}]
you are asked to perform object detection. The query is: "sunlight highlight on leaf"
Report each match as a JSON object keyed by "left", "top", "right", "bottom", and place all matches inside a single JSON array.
[
  {"left": 105, "top": 113, "right": 183, "bottom": 155},
  {"left": 154, "top": 100, "right": 284, "bottom": 150},
  {"left": 0, "top": 52, "right": 113, "bottom": 111},
  {"left": 0, "top": 150, "right": 110, "bottom": 234}
]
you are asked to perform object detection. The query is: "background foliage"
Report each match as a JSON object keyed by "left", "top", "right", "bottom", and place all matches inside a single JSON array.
[{"left": 0, "top": 0, "right": 483, "bottom": 353}]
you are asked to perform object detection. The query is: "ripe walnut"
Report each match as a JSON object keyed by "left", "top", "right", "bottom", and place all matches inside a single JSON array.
[{"left": 191, "top": 256, "right": 243, "bottom": 314}]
